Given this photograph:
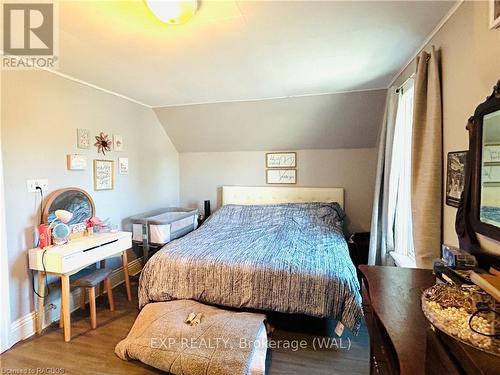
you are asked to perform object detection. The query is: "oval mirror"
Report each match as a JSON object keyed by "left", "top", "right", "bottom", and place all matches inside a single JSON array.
[{"left": 42, "top": 188, "right": 95, "bottom": 227}]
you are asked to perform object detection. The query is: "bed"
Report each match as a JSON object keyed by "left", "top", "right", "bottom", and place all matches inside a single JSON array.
[{"left": 138, "top": 186, "right": 363, "bottom": 333}]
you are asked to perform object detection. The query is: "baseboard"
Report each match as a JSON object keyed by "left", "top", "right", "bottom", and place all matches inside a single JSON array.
[{"left": 9, "top": 257, "right": 143, "bottom": 347}]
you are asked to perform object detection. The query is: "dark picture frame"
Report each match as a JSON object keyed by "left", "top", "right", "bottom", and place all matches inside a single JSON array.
[{"left": 446, "top": 151, "right": 467, "bottom": 208}]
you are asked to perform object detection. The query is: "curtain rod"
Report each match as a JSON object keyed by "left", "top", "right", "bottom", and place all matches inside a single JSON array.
[{"left": 395, "top": 73, "right": 416, "bottom": 93}]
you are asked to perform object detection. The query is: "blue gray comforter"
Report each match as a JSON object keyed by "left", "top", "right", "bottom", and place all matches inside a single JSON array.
[{"left": 138, "top": 203, "right": 363, "bottom": 333}]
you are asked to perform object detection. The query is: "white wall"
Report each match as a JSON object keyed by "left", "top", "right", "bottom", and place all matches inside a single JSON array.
[
  {"left": 180, "top": 148, "right": 377, "bottom": 233},
  {"left": 1, "top": 70, "right": 180, "bottom": 322},
  {"left": 393, "top": 1, "right": 500, "bottom": 255}
]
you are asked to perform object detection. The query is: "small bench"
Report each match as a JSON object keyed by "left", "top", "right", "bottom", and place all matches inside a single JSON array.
[{"left": 68, "top": 267, "right": 114, "bottom": 329}]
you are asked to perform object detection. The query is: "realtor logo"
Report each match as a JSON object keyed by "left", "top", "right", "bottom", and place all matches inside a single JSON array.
[{"left": 2, "top": 2, "right": 58, "bottom": 69}]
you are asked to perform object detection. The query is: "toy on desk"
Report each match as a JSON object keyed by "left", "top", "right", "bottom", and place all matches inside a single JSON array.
[
  {"left": 433, "top": 245, "right": 478, "bottom": 286},
  {"left": 85, "top": 217, "right": 96, "bottom": 236},
  {"left": 48, "top": 209, "right": 73, "bottom": 245},
  {"left": 37, "top": 209, "right": 73, "bottom": 248},
  {"left": 84, "top": 216, "right": 114, "bottom": 234},
  {"left": 36, "top": 223, "right": 51, "bottom": 249},
  {"left": 441, "top": 244, "right": 478, "bottom": 269}
]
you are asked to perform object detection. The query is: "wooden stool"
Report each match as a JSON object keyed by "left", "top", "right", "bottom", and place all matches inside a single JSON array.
[{"left": 68, "top": 268, "right": 114, "bottom": 329}]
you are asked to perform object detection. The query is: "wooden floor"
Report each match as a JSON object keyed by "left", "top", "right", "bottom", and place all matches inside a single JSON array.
[{"left": 0, "top": 282, "right": 369, "bottom": 374}]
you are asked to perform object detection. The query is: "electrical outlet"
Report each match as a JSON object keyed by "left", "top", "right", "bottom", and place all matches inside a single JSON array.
[{"left": 26, "top": 179, "right": 49, "bottom": 193}]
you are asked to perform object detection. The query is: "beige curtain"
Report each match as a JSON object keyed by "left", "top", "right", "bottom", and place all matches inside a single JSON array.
[
  {"left": 368, "top": 89, "right": 399, "bottom": 265},
  {"left": 411, "top": 47, "right": 442, "bottom": 268}
]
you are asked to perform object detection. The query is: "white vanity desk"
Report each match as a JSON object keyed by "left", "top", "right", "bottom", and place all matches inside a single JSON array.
[{"left": 28, "top": 231, "right": 132, "bottom": 342}]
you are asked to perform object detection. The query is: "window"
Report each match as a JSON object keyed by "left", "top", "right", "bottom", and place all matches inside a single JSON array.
[{"left": 388, "top": 79, "right": 415, "bottom": 267}]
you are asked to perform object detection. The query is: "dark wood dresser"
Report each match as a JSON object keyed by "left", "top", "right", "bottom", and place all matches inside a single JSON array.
[{"left": 359, "top": 265, "right": 500, "bottom": 375}]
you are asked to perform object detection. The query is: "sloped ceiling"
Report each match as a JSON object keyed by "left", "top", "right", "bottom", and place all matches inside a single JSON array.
[
  {"left": 54, "top": 1, "right": 456, "bottom": 152},
  {"left": 154, "top": 89, "right": 387, "bottom": 152},
  {"left": 57, "top": 0, "right": 455, "bottom": 106}
]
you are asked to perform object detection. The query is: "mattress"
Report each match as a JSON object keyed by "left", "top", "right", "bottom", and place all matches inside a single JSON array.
[{"left": 138, "top": 202, "right": 363, "bottom": 334}]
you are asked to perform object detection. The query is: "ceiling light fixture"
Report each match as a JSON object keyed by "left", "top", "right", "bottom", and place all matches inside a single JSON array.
[{"left": 145, "top": 0, "right": 198, "bottom": 25}]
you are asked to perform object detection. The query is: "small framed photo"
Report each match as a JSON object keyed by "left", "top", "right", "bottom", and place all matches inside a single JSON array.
[
  {"left": 113, "top": 135, "right": 124, "bottom": 151},
  {"left": 118, "top": 157, "right": 129, "bottom": 175},
  {"left": 66, "top": 154, "right": 87, "bottom": 170},
  {"left": 93, "top": 159, "right": 114, "bottom": 191},
  {"left": 266, "top": 169, "right": 297, "bottom": 184},
  {"left": 446, "top": 151, "right": 467, "bottom": 207},
  {"left": 77, "top": 128, "right": 90, "bottom": 149},
  {"left": 490, "top": 0, "right": 500, "bottom": 29},
  {"left": 266, "top": 152, "right": 296, "bottom": 168}
]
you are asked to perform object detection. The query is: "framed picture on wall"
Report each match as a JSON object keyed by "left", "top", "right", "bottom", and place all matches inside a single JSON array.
[
  {"left": 66, "top": 154, "right": 87, "bottom": 170},
  {"left": 491, "top": 0, "right": 500, "bottom": 29},
  {"left": 77, "top": 128, "right": 90, "bottom": 149},
  {"left": 118, "top": 157, "right": 129, "bottom": 174},
  {"left": 266, "top": 152, "right": 296, "bottom": 168},
  {"left": 266, "top": 169, "right": 297, "bottom": 184},
  {"left": 113, "top": 134, "right": 124, "bottom": 151},
  {"left": 446, "top": 151, "right": 467, "bottom": 207},
  {"left": 93, "top": 159, "right": 114, "bottom": 191}
]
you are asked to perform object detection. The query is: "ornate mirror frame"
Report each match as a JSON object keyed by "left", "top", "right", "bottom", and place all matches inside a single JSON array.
[{"left": 469, "top": 80, "right": 500, "bottom": 241}]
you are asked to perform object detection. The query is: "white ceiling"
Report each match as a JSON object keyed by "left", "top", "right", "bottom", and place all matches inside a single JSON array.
[{"left": 58, "top": 0, "right": 456, "bottom": 107}]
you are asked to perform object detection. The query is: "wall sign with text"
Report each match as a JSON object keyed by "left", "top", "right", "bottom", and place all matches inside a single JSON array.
[
  {"left": 93, "top": 159, "right": 114, "bottom": 191},
  {"left": 66, "top": 154, "right": 87, "bottom": 170},
  {"left": 118, "top": 157, "right": 129, "bottom": 175},
  {"left": 266, "top": 152, "right": 296, "bottom": 168},
  {"left": 266, "top": 169, "right": 297, "bottom": 184}
]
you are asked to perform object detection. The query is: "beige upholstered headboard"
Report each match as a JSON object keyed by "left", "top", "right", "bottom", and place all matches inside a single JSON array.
[{"left": 222, "top": 186, "right": 344, "bottom": 208}]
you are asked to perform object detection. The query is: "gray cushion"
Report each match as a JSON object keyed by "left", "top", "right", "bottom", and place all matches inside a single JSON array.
[
  {"left": 70, "top": 267, "right": 112, "bottom": 288},
  {"left": 115, "top": 300, "right": 267, "bottom": 375}
]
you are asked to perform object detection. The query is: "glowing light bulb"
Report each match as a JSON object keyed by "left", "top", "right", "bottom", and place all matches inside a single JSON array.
[{"left": 145, "top": 0, "right": 198, "bottom": 25}]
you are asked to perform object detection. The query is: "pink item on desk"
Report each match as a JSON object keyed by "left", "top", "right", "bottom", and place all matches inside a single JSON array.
[{"left": 37, "top": 224, "right": 51, "bottom": 249}]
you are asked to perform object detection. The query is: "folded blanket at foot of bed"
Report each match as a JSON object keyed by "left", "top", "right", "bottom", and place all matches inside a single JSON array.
[{"left": 115, "top": 300, "right": 267, "bottom": 375}]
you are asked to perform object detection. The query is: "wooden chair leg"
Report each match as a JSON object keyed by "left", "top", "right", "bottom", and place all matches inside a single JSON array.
[
  {"left": 122, "top": 250, "right": 132, "bottom": 302},
  {"left": 59, "top": 293, "right": 64, "bottom": 329},
  {"left": 88, "top": 287, "right": 96, "bottom": 329},
  {"left": 105, "top": 278, "right": 115, "bottom": 311},
  {"left": 80, "top": 288, "right": 86, "bottom": 311},
  {"left": 99, "top": 260, "right": 106, "bottom": 296}
]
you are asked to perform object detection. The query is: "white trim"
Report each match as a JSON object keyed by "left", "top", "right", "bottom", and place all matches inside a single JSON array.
[
  {"left": 0, "top": 65, "right": 12, "bottom": 353},
  {"left": 9, "top": 312, "right": 36, "bottom": 345},
  {"left": 151, "top": 87, "right": 387, "bottom": 109},
  {"left": 40, "top": 68, "right": 152, "bottom": 108},
  {"left": 8, "top": 257, "right": 142, "bottom": 348},
  {"left": 387, "top": 0, "right": 464, "bottom": 88},
  {"left": 389, "top": 251, "right": 416, "bottom": 269}
]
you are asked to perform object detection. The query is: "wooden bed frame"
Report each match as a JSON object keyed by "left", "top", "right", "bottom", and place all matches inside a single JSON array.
[{"left": 221, "top": 186, "right": 344, "bottom": 208}]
